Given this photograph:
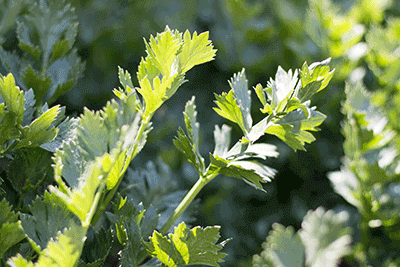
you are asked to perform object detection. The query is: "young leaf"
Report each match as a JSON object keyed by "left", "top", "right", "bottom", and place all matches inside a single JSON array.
[
  {"left": 266, "top": 66, "right": 298, "bottom": 110},
  {"left": 145, "top": 222, "right": 228, "bottom": 267},
  {"left": 0, "top": 73, "right": 25, "bottom": 126},
  {"left": 213, "top": 90, "right": 247, "bottom": 133},
  {"left": 229, "top": 69, "right": 252, "bottom": 132},
  {"left": 144, "top": 27, "right": 182, "bottom": 77},
  {"left": 299, "top": 207, "right": 352, "bottom": 267},
  {"left": 253, "top": 223, "right": 305, "bottom": 267},
  {"left": 178, "top": 30, "right": 217, "bottom": 73},
  {"left": 174, "top": 96, "right": 205, "bottom": 174},
  {"left": 296, "top": 58, "right": 335, "bottom": 102}
]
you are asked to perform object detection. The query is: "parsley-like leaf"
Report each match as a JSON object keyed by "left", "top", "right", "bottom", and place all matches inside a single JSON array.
[{"left": 145, "top": 222, "right": 228, "bottom": 267}]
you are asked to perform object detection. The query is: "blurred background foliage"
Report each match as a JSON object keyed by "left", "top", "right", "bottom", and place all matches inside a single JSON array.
[{"left": 2, "top": 0, "right": 400, "bottom": 266}]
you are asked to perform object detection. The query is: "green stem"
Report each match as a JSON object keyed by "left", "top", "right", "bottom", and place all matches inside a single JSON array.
[{"left": 160, "top": 172, "right": 218, "bottom": 235}]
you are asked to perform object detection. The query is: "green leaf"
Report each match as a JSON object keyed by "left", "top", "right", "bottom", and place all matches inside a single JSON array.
[
  {"left": 79, "top": 227, "right": 114, "bottom": 267},
  {"left": 299, "top": 207, "right": 352, "bottom": 267},
  {"left": 16, "top": 21, "right": 41, "bottom": 62},
  {"left": 50, "top": 153, "right": 110, "bottom": 224},
  {"left": 174, "top": 127, "right": 205, "bottom": 175},
  {"left": 229, "top": 68, "right": 252, "bottom": 132},
  {"left": 7, "top": 148, "right": 54, "bottom": 200},
  {"left": 0, "top": 199, "right": 25, "bottom": 258},
  {"left": 143, "top": 26, "right": 182, "bottom": 77},
  {"left": 296, "top": 58, "right": 335, "bottom": 102},
  {"left": 213, "top": 124, "right": 232, "bottom": 158},
  {"left": 174, "top": 96, "right": 205, "bottom": 174},
  {"left": 253, "top": 223, "right": 305, "bottom": 267},
  {"left": 266, "top": 108, "right": 326, "bottom": 151},
  {"left": 118, "top": 66, "right": 134, "bottom": 93},
  {"left": 106, "top": 200, "right": 159, "bottom": 267},
  {"left": 20, "top": 65, "right": 51, "bottom": 106},
  {"left": 145, "top": 222, "right": 228, "bottom": 267},
  {"left": 178, "top": 30, "right": 217, "bottom": 73},
  {"left": 0, "top": 73, "right": 25, "bottom": 126},
  {"left": 14, "top": 105, "right": 60, "bottom": 150},
  {"left": 213, "top": 90, "right": 246, "bottom": 133},
  {"left": 20, "top": 191, "right": 77, "bottom": 253},
  {"left": 208, "top": 154, "right": 275, "bottom": 192},
  {"left": 266, "top": 66, "right": 299, "bottom": 110}
]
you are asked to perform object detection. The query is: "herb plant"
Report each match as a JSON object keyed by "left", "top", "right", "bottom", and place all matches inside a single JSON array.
[{"left": 0, "top": 1, "right": 344, "bottom": 266}]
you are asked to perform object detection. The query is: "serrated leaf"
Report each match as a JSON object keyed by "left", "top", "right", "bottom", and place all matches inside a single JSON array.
[
  {"left": 0, "top": 73, "right": 25, "bottom": 125},
  {"left": 16, "top": 21, "right": 41, "bottom": 62},
  {"left": 46, "top": 51, "right": 85, "bottom": 104},
  {"left": 22, "top": 89, "right": 35, "bottom": 126},
  {"left": 213, "top": 90, "right": 247, "bottom": 133},
  {"left": 144, "top": 27, "right": 182, "bottom": 77},
  {"left": 145, "top": 222, "right": 228, "bottom": 267},
  {"left": 106, "top": 200, "right": 159, "bottom": 267},
  {"left": 299, "top": 207, "right": 352, "bottom": 267},
  {"left": 0, "top": 199, "right": 25, "bottom": 258},
  {"left": 209, "top": 154, "right": 275, "bottom": 191},
  {"left": 174, "top": 127, "right": 205, "bottom": 175},
  {"left": 20, "top": 191, "right": 77, "bottom": 253},
  {"left": 229, "top": 69, "right": 252, "bottom": 132},
  {"left": 254, "top": 83, "right": 267, "bottom": 106},
  {"left": 14, "top": 105, "right": 60, "bottom": 150},
  {"left": 296, "top": 58, "right": 335, "bottom": 102},
  {"left": 118, "top": 66, "right": 137, "bottom": 100},
  {"left": 266, "top": 66, "right": 298, "bottom": 110},
  {"left": 7, "top": 148, "right": 54, "bottom": 198},
  {"left": 266, "top": 108, "right": 326, "bottom": 151},
  {"left": 33, "top": 222, "right": 85, "bottom": 267},
  {"left": 253, "top": 223, "right": 305, "bottom": 267},
  {"left": 21, "top": 65, "right": 51, "bottom": 106},
  {"left": 213, "top": 124, "right": 232, "bottom": 158},
  {"left": 79, "top": 227, "right": 113, "bottom": 267},
  {"left": 50, "top": 153, "right": 109, "bottom": 224},
  {"left": 178, "top": 30, "right": 216, "bottom": 73}
]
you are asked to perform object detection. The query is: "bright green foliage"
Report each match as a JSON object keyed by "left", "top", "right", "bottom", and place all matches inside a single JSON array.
[
  {"left": 145, "top": 222, "right": 228, "bottom": 267},
  {"left": 136, "top": 26, "right": 216, "bottom": 118},
  {"left": 9, "top": 221, "right": 86, "bottom": 267},
  {"left": 253, "top": 207, "right": 352, "bottom": 267},
  {"left": 0, "top": 199, "right": 25, "bottom": 259},
  {"left": 0, "top": 0, "right": 84, "bottom": 107},
  {"left": 0, "top": 73, "right": 64, "bottom": 157},
  {"left": 214, "top": 69, "right": 252, "bottom": 134}
]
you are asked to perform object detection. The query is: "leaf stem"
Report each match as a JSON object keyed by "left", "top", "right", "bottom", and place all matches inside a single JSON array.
[{"left": 160, "top": 172, "right": 218, "bottom": 235}]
